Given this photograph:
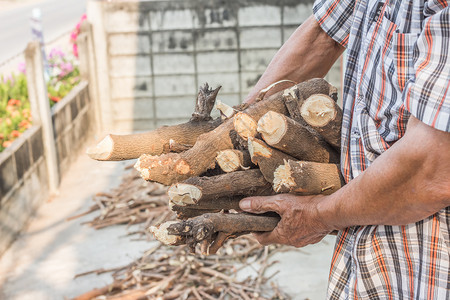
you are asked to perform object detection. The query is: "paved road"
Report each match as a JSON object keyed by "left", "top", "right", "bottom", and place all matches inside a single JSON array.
[{"left": 0, "top": 0, "right": 86, "bottom": 63}]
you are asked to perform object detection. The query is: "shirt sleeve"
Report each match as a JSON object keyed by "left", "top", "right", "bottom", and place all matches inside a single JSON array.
[
  {"left": 313, "top": 0, "right": 356, "bottom": 47},
  {"left": 402, "top": 7, "right": 450, "bottom": 132}
]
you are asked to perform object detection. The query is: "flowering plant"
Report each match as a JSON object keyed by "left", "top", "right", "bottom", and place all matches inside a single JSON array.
[
  {"left": 0, "top": 74, "right": 31, "bottom": 151},
  {"left": 0, "top": 12, "right": 84, "bottom": 152},
  {"left": 0, "top": 48, "right": 80, "bottom": 151},
  {"left": 46, "top": 47, "right": 80, "bottom": 106}
]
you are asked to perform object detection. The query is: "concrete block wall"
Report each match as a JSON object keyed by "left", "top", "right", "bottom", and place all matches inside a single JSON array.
[
  {"left": 0, "top": 81, "right": 94, "bottom": 256},
  {"left": 90, "top": 0, "right": 342, "bottom": 132},
  {"left": 0, "top": 126, "right": 49, "bottom": 256}
]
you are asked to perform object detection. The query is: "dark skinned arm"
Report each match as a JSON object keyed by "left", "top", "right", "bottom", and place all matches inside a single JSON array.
[
  {"left": 239, "top": 116, "right": 450, "bottom": 247},
  {"left": 244, "top": 15, "right": 345, "bottom": 104}
]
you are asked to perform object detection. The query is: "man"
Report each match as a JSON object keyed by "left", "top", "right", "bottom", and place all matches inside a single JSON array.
[{"left": 240, "top": 0, "right": 450, "bottom": 298}]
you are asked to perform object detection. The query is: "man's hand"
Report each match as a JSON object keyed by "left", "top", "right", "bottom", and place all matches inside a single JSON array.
[
  {"left": 239, "top": 194, "right": 333, "bottom": 247},
  {"left": 239, "top": 117, "right": 450, "bottom": 248}
]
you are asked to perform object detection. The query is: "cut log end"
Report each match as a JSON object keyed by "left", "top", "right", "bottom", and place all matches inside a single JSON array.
[
  {"left": 272, "top": 160, "right": 295, "bottom": 193},
  {"left": 300, "top": 94, "right": 336, "bottom": 127},
  {"left": 216, "top": 149, "right": 251, "bottom": 173},
  {"left": 216, "top": 100, "right": 235, "bottom": 119},
  {"left": 168, "top": 183, "right": 202, "bottom": 206},
  {"left": 216, "top": 150, "right": 240, "bottom": 172},
  {"left": 85, "top": 135, "right": 113, "bottom": 161},
  {"left": 233, "top": 112, "right": 257, "bottom": 140},
  {"left": 257, "top": 111, "right": 287, "bottom": 145},
  {"left": 248, "top": 137, "right": 272, "bottom": 160},
  {"left": 149, "top": 221, "right": 184, "bottom": 245}
]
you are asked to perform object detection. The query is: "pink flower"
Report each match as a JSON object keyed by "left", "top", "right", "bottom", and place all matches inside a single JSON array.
[
  {"left": 71, "top": 13, "right": 87, "bottom": 57},
  {"left": 18, "top": 62, "right": 26, "bottom": 74},
  {"left": 70, "top": 31, "right": 78, "bottom": 42},
  {"left": 2, "top": 75, "right": 13, "bottom": 84},
  {"left": 72, "top": 44, "right": 79, "bottom": 58},
  {"left": 62, "top": 62, "right": 74, "bottom": 75},
  {"left": 49, "top": 48, "right": 65, "bottom": 60}
]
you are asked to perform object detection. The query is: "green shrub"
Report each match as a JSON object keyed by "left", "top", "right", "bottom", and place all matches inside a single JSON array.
[
  {"left": 0, "top": 73, "right": 31, "bottom": 151},
  {"left": 0, "top": 48, "right": 80, "bottom": 152}
]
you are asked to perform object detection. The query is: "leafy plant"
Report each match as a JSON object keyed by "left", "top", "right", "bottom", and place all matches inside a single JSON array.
[
  {"left": 0, "top": 47, "right": 80, "bottom": 151},
  {"left": 46, "top": 47, "right": 80, "bottom": 106},
  {"left": 0, "top": 74, "right": 31, "bottom": 151}
]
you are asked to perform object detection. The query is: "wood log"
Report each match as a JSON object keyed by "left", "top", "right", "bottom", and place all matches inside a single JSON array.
[
  {"left": 215, "top": 149, "right": 253, "bottom": 172},
  {"left": 257, "top": 111, "right": 339, "bottom": 163},
  {"left": 152, "top": 212, "right": 280, "bottom": 254},
  {"left": 273, "top": 160, "right": 344, "bottom": 195},
  {"left": 300, "top": 94, "right": 342, "bottom": 149},
  {"left": 283, "top": 84, "right": 304, "bottom": 122},
  {"left": 233, "top": 112, "right": 258, "bottom": 140},
  {"left": 171, "top": 199, "right": 239, "bottom": 215},
  {"left": 215, "top": 100, "right": 235, "bottom": 119},
  {"left": 86, "top": 84, "right": 221, "bottom": 161},
  {"left": 167, "top": 169, "right": 273, "bottom": 207},
  {"left": 170, "top": 203, "right": 220, "bottom": 220},
  {"left": 149, "top": 221, "right": 186, "bottom": 246},
  {"left": 248, "top": 137, "right": 296, "bottom": 183},
  {"left": 283, "top": 82, "right": 338, "bottom": 121},
  {"left": 135, "top": 78, "right": 336, "bottom": 185}
]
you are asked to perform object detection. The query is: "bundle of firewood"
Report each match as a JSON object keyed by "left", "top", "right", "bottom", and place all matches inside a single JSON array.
[{"left": 87, "top": 78, "right": 344, "bottom": 255}]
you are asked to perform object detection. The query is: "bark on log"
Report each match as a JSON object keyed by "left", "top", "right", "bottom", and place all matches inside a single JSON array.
[
  {"left": 257, "top": 111, "right": 339, "bottom": 163},
  {"left": 300, "top": 94, "right": 343, "bottom": 149},
  {"left": 170, "top": 203, "right": 221, "bottom": 220},
  {"left": 86, "top": 84, "right": 221, "bottom": 161},
  {"left": 248, "top": 137, "right": 296, "bottom": 183},
  {"left": 215, "top": 149, "right": 253, "bottom": 172},
  {"left": 135, "top": 78, "right": 336, "bottom": 185},
  {"left": 273, "top": 160, "right": 344, "bottom": 195},
  {"left": 171, "top": 199, "right": 239, "bottom": 214},
  {"left": 152, "top": 212, "right": 280, "bottom": 254},
  {"left": 167, "top": 169, "right": 273, "bottom": 207}
]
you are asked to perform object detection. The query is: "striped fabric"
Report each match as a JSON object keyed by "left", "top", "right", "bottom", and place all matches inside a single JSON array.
[{"left": 313, "top": 0, "right": 450, "bottom": 298}]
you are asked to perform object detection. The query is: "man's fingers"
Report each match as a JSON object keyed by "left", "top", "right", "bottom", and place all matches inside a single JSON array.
[{"left": 239, "top": 195, "right": 282, "bottom": 214}]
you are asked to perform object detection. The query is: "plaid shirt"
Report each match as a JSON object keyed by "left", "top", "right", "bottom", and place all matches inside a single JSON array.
[{"left": 313, "top": 0, "right": 450, "bottom": 298}]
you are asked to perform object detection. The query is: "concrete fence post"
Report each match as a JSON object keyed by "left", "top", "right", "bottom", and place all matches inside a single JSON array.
[
  {"left": 78, "top": 21, "right": 102, "bottom": 133},
  {"left": 87, "top": 0, "right": 113, "bottom": 130},
  {"left": 25, "top": 41, "right": 60, "bottom": 194}
]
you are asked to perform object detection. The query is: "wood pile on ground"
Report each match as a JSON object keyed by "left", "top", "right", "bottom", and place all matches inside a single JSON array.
[
  {"left": 74, "top": 237, "right": 289, "bottom": 300},
  {"left": 68, "top": 169, "right": 172, "bottom": 232},
  {"left": 86, "top": 79, "right": 344, "bottom": 256}
]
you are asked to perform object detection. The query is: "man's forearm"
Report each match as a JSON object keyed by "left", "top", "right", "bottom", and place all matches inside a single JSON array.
[
  {"left": 319, "top": 117, "right": 450, "bottom": 230},
  {"left": 245, "top": 15, "right": 345, "bottom": 103}
]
